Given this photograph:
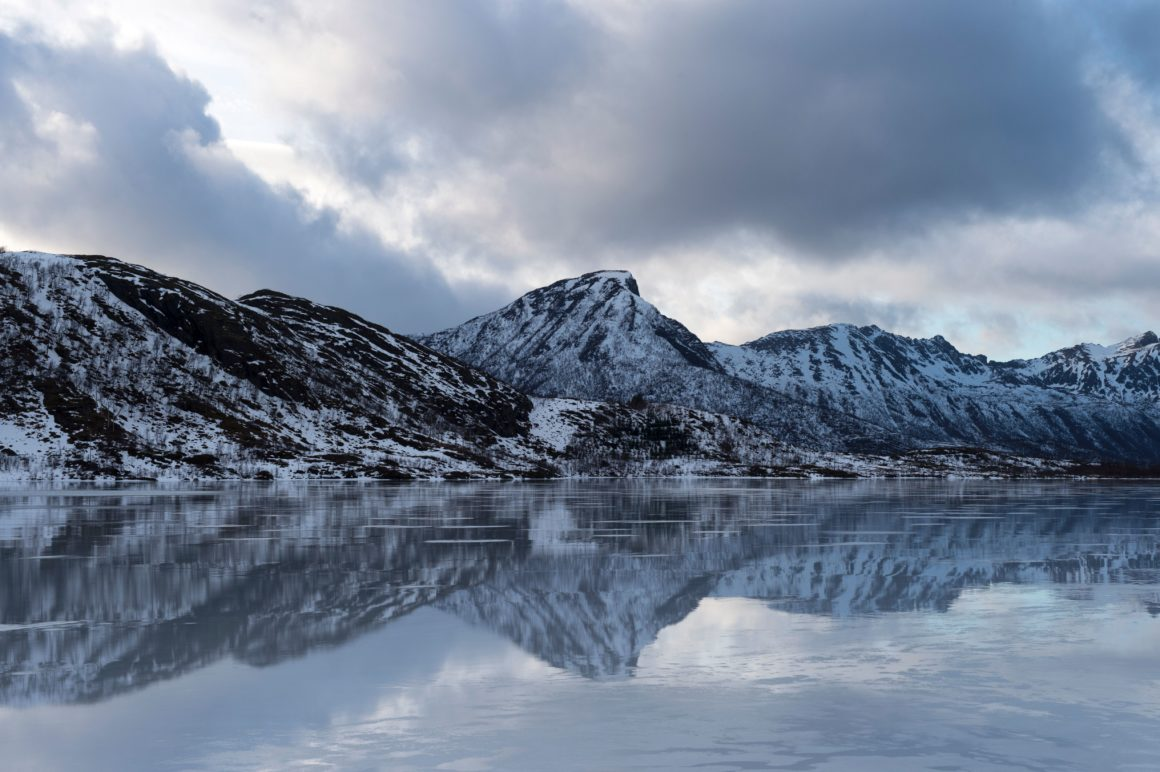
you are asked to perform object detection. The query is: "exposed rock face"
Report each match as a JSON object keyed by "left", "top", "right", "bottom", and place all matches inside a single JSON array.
[
  {"left": 423, "top": 271, "right": 888, "bottom": 451},
  {"left": 0, "top": 251, "right": 554, "bottom": 479},
  {"left": 1002, "top": 332, "right": 1160, "bottom": 401},
  {"left": 717, "top": 323, "right": 1160, "bottom": 460},
  {"left": 424, "top": 270, "right": 722, "bottom": 397},
  {"left": 0, "top": 253, "right": 803, "bottom": 479}
]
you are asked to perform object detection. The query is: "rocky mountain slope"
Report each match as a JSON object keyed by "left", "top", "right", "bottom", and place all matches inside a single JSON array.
[
  {"left": 425, "top": 271, "right": 1160, "bottom": 463},
  {"left": 421, "top": 271, "right": 717, "bottom": 396},
  {"left": 0, "top": 252, "right": 807, "bottom": 479},
  {"left": 1002, "top": 332, "right": 1160, "bottom": 400},
  {"left": 3, "top": 251, "right": 1155, "bottom": 478},
  {"left": 0, "top": 252, "right": 549, "bottom": 479},
  {"left": 717, "top": 323, "right": 1160, "bottom": 460},
  {"left": 423, "top": 271, "right": 891, "bottom": 451}
]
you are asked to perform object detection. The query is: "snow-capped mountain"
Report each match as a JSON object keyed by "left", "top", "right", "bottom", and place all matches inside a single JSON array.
[
  {"left": 0, "top": 251, "right": 555, "bottom": 479},
  {"left": 423, "top": 270, "right": 721, "bottom": 398},
  {"left": 1004, "top": 332, "right": 1160, "bottom": 400},
  {"left": 425, "top": 271, "right": 1160, "bottom": 463},
  {"left": 0, "top": 252, "right": 826, "bottom": 479},
  {"left": 423, "top": 271, "right": 888, "bottom": 451},
  {"left": 717, "top": 323, "right": 1160, "bottom": 460},
  {"left": 3, "top": 251, "right": 1156, "bottom": 476}
]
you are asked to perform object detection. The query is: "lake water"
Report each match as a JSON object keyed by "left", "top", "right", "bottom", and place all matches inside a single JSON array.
[{"left": 0, "top": 480, "right": 1158, "bottom": 771}]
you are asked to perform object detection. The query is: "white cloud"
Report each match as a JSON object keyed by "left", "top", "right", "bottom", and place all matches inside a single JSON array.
[{"left": 1, "top": 0, "right": 1159, "bottom": 356}]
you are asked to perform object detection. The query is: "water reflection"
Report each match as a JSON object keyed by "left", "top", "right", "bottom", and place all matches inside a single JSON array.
[{"left": 1, "top": 480, "right": 1157, "bottom": 705}]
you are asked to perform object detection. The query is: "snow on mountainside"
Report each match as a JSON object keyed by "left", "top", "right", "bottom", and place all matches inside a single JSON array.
[
  {"left": 719, "top": 323, "right": 1160, "bottom": 461},
  {"left": 425, "top": 271, "right": 1160, "bottom": 463},
  {"left": 3, "top": 252, "right": 1156, "bottom": 477},
  {"left": 0, "top": 252, "right": 859, "bottom": 480},
  {"left": 423, "top": 271, "right": 891, "bottom": 451},
  {"left": 1006, "top": 331, "right": 1160, "bottom": 400},
  {"left": 424, "top": 270, "right": 721, "bottom": 398},
  {"left": 0, "top": 251, "right": 555, "bottom": 479}
]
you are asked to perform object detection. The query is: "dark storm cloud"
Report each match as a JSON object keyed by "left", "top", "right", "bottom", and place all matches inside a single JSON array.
[
  {"left": 570, "top": 0, "right": 1130, "bottom": 252},
  {"left": 0, "top": 32, "right": 479, "bottom": 334},
  {"left": 304, "top": 0, "right": 1146, "bottom": 257}
]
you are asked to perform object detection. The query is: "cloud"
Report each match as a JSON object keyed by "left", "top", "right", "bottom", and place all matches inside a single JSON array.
[
  {"left": 279, "top": 0, "right": 597, "bottom": 191},
  {"left": 0, "top": 30, "right": 493, "bottom": 334},
  {"left": 1, "top": 1, "right": 1159, "bottom": 357},
  {"left": 284, "top": 0, "right": 1141, "bottom": 258},
  {"left": 582, "top": 0, "right": 1129, "bottom": 252},
  {"left": 251, "top": 0, "right": 1159, "bottom": 355}
]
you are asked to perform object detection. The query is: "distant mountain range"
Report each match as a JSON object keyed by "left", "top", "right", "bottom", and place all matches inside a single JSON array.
[
  {"left": 424, "top": 269, "right": 1160, "bottom": 463},
  {"left": 1, "top": 251, "right": 1157, "bottom": 479}
]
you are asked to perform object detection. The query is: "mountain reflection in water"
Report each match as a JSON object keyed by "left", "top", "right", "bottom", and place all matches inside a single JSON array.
[{"left": 1, "top": 480, "right": 1157, "bottom": 707}]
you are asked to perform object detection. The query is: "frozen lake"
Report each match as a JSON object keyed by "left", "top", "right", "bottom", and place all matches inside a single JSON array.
[{"left": 1, "top": 480, "right": 1158, "bottom": 770}]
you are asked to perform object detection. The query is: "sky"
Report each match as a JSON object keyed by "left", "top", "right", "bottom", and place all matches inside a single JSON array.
[{"left": 0, "top": 0, "right": 1158, "bottom": 359}]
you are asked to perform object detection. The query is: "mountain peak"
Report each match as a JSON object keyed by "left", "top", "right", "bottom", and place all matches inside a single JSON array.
[
  {"left": 422, "top": 268, "right": 720, "bottom": 399},
  {"left": 1115, "top": 331, "right": 1158, "bottom": 354},
  {"left": 570, "top": 269, "right": 639, "bottom": 296}
]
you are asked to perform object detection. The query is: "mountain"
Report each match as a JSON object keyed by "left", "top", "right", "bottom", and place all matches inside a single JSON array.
[
  {"left": 0, "top": 252, "right": 822, "bottom": 480},
  {"left": 0, "top": 251, "right": 552, "bottom": 479},
  {"left": 422, "top": 270, "right": 720, "bottom": 398},
  {"left": 425, "top": 272, "right": 1160, "bottom": 463},
  {"left": 423, "top": 271, "right": 889, "bottom": 451},
  {"left": 1003, "top": 332, "right": 1160, "bottom": 401},
  {"left": 716, "top": 323, "right": 1160, "bottom": 460},
  {"left": 3, "top": 251, "right": 1155, "bottom": 477}
]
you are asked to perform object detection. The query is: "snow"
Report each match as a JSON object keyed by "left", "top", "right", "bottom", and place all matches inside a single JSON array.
[
  {"left": 427, "top": 266, "right": 1160, "bottom": 462},
  {"left": 1114, "top": 331, "right": 1159, "bottom": 354},
  {"left": 0, "top": 251, "right": 558, "bottom": 481},
  {"left": 528, "top": 398, "right": 585, "bottom": 452},
  {"left": 3, "top": 252, "right": 1158, "bottom": 480},
  {"left": 1082, "top": 342, "right": 1118, "bottom": 359}
]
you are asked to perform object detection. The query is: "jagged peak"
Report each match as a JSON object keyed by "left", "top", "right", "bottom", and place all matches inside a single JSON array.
[
  {"left": 1114, "top": 331, "right": 1158, "bottom": 354},
  {"left": 422, "top": 265, "right": 723, "bottom": 377},
  {"left": 563, "top": 269, "right": 640, "bottom": 297},
  {"left": 745, "top": 321, "right": 876, "bottom": 340},
  {"left": 469, "top": 269, "right": 650, "bottom": 322},
  {"left": 1065, "top": 342, "right": 1116, "bottom": 360},
  {"left": 1043, "top": 332, "right": 1158, "bottom": 361},
  {"left": 742, "top": 323, "right": 837, "bottom": 348},
  {"left": 424, "top": 269, "right": 648, "bottom": 343}
]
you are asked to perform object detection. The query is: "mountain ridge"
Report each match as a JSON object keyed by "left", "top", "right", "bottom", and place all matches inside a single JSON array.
[
  {"left": 3, "top": 251, "right": 1158, "bottom": 477},
  {"left": 425, "top": 268, "right": 1160, "bottom": 462},
  {"left": 1, "top": 251, "right": 884, "bottom": 480}
]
